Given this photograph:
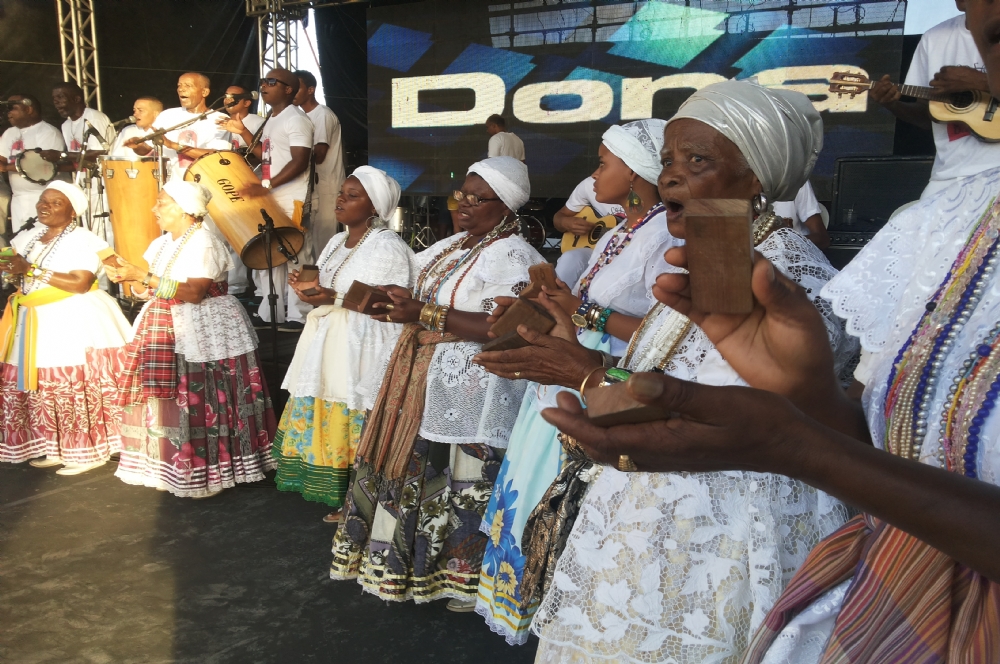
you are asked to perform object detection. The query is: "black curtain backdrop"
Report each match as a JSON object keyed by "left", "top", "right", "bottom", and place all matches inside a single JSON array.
[
  {"left": 1, "top": 0, "right": 258, "bottom": 129},
  {"left": 314, "top": 3, "right": 367, "bottom": 170}
]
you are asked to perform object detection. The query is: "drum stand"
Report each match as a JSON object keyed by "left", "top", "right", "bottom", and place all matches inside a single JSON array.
[{"left": 257, "top": 209, "right": 298, "bottom": 367}]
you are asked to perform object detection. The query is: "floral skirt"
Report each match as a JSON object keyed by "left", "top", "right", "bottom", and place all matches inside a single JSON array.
[
  {"left": 0, "top": 348, "right": 123, "bottom": 464},
  {"left": 114, "top": 350, "right": 277, "bottom": 498},
  {"left": 330, "top": 437, "right": 503, "bottom": 603},
  {"left": 272, "top": 397, "right": 365, "bottom": 508}
]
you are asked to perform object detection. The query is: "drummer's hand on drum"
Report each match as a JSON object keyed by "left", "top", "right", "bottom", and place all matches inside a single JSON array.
[
  {"left": 38, "top": 150, "right": 63, "bottom": 164},
  {"left": 371, "top": 285, "right": 421, "bottom": 324}
]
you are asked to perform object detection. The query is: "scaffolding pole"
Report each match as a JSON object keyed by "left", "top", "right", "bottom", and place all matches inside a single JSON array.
[{"left": 55, "top": 0, "right": 103, "bottom": 111}]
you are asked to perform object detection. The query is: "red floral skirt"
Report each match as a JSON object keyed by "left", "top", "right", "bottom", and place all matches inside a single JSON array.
[
  {"left": 0, "top": 347, "right": 123, "bottom": 464},
  {"left": 114, "top": 350, "right": 277, "bottom": 497}
]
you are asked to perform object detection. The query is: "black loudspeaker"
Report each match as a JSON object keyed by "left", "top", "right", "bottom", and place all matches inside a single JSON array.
[{"left": 825, "top": 155, "right": 934, "bottom": 269}]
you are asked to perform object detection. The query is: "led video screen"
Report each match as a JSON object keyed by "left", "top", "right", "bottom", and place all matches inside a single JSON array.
[{"left": 367, "top": 0, "right": 906, "bottom": 200}]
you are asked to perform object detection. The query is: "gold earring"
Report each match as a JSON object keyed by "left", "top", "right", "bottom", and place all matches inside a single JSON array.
[{"left": 627, "top": 181, "right": 642, "bottom": 212}]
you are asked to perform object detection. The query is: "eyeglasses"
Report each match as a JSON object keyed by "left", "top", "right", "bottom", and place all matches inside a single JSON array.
[
  {"left": 452, "top": 190, "right": 501, "bottom": 207},
  {"left": 260, "top": 78, "right": 283, "bottom": 88}
]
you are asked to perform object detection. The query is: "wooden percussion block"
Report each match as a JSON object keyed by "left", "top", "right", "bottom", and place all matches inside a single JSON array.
[
  {"left": 97, "top": 247, "right": 123, "bottom": 268},
  {"left": 519, "top": 262, "right": 559, "bottom": 299},
  {"left": 481, "top": 297, "right": 556, "bottom": 352},
  {"left": 684, "top": 199, "right": 754, "bottom": 315},
  {"left": 586, "top": 381, "right": 677, "bottom": 427},
  {"left": 341, "top": 281, "right": 393, "bottom": 315}
]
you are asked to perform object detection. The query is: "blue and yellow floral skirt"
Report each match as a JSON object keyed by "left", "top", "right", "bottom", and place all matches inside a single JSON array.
[{"left": 272, "top": 397, "right": 364, "bottom": 508}]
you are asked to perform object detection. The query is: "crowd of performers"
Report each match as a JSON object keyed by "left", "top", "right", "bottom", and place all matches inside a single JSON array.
[{"left": 5, "top": 14, "right": 1000, "bottom": 659}]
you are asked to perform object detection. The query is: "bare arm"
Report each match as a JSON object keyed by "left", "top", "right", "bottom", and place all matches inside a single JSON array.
[
  {"left": 870, "top": 75, "right": 932, "bottom": 131},
  {"left": 553, "top": 206, "right": 595, "bottom": 236},
  {"left": 313, "top": 143, "right": 329, "bottom": 165},
  {"left": 803, "top": 213, "right": 830, "bottom": 249}
]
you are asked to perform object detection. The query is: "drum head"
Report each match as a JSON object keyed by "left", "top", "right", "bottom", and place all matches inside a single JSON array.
[
  {"left": 240, "top": 226, "right": 305, "bottom": 270},
  {"left": 16, "top": 150, "right": 57, "bottom": 185}
]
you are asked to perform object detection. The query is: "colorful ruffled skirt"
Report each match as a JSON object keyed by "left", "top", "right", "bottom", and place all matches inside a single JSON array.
[{"left": 272, "top": 398, "right": 364, "bottom": 507}]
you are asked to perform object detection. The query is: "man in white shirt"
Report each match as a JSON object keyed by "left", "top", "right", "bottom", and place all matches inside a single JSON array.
[
  {"left": 223, "top": 68, "right": 314, "bottom": 329},
  {"left": 224, "top": 85, "right": 265, "bottom": 151},
  {"left": 551, "top": 176, "right": 626, "bottom": 285},
  {"left": 126, "top": 72, "right": 232, "bottom": 181},
  {"left": 0, "top": 95, "right": 67, "bottom": 233},
  {"left": 109, "top": 97, "right": 163, "bottom": 159},
  {"left": 772, "top": 181, "right": 830, "bottom": 249},
  {"left": 486, "top": 115, "right": 526, "bottom": 161},
  {"left": 293, "top": 69, "right": 346, "bottom": 253},
  {"left": 870, "top": 0, "right": 1000, "bottom": 199},
  {"left": 52, "top": 82, "right": 115, "bottom": 162}
]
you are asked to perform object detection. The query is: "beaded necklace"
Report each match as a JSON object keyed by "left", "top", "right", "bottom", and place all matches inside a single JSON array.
[
  {"left": 884, "top": 196, "right": 1000, "bottom": 470},
  {"left": 415, "top": 216, "right": 519, "bottom": 306},
  {"left": 149, "top": 222, "right": 202, "bottom": 288},
  {"left": 576, "top": 203, "right": 663, "bottom": 303},
  {"left": 319, "top": 226, "right": 376, "bottom": 292},
  {"left": 22, "top": 226, "right": 74, "bottom": 294}
]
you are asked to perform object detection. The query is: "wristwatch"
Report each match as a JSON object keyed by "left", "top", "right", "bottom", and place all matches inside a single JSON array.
[
  {"left": 571, "top": 301, "right": 593, "bottom": 328},
  {"left": 261, "top": 179, "right": 272, "bottom": 189}
]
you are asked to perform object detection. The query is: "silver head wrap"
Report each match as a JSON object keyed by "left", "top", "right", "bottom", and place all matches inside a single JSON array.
[
  {"left": 602, "top": 119, "right": 668, "bottom": 185},
  {"left": 467, "top": 156, "right": 530, "bottom": 212},
  {"left": 162, "top": 180, "right": 212, "bottom": 218},
  {"left": 351, "top": 165, "right": 402, "bottom": 222},
  {"left": 667, "top": 80, "right": 823, "bottom": 202},
  {"left": 42, "top": 181, "right": 88, "bottom": 216}
]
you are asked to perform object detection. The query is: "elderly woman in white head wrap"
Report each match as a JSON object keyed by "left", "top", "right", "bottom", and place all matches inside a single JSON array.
[
  {"left": 330, "top": 156, "right": 546, "bottom": 612},
  {"left": 273, "top": 166, "right": 417, "bottom": 520},
  {"left": 107, "top": 180, "right": 277, "bottom": 498},
  {"left": 466, "top": 119, "right": 684, "bottom": 643},
  {"left": 527, "top": 80, "right": 858, "bottom": 664},
  {"left": 0, "top": 181, "right": 131, "bottom": 475}
]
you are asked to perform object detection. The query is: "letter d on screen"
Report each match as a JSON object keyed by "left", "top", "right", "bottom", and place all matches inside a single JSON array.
[{"left": 392, "top": 73, "right": 506, "bottom": 128}]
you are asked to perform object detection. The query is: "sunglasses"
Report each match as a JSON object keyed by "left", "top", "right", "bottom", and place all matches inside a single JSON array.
[
  {"left": 259, "top": 78, "right": 286, "bottom": 88},
  {"left": 452, "top": 190, "right": 501, "bottom": 207}
]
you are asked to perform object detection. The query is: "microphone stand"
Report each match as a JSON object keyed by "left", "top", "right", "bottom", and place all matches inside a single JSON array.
[{"left": 258, "top": 208, "right": 281, "bottom": 367}]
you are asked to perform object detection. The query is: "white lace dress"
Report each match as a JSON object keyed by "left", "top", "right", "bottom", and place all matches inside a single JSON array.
[
  {"left": 416, "top": 233, "right": 545, "bottom": 448},
  {"left": 531, "top": 228, "right": 859, "bottom": 664},
  {"left": 755, "top": 166, "right": 1000, "bottom": 664}
]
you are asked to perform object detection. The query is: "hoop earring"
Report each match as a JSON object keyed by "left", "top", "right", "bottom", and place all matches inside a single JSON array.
[
  {"left": 752, "top": 191, "right": 769, "bottom": 215},
  {"left": 627, "top": 181, "right": 642, "bottom": 212}
]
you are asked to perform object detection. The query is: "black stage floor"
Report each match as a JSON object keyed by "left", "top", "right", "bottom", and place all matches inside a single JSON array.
[{"left": 0, "top": 321, "right": 539, "bottom": 664}]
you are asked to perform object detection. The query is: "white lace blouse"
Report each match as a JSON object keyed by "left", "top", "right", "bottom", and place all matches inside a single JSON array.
[
  {"left": 531, "top": 228, "right": 859, "bottom": 664},
  {"left": 571, "top": 208, "right": 683, "bottom": 355},
  {"left": 137, "top": 226, "right": 258, "bottom": 363},
  {"left": 415, "top": 233, "right": 545, "bottom": 448}
]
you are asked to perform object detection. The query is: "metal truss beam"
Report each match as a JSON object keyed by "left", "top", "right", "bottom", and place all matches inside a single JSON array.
[{"left": 55, "top": 0, "right": 103, "bottom": 111}]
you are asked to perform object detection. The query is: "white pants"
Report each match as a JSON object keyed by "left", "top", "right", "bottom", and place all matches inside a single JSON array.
[{"left": 253, "top": 195, "right": 312, "bottom": 323}]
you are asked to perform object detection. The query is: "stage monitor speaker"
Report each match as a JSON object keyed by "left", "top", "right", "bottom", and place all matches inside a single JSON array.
[{"left": 825, "top": 155, "right": 934, "bottom": 269}]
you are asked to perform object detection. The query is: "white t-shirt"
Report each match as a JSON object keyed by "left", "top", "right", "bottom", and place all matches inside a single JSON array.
[
  {"left": 564, "top": 176, "right": 625, "bottom": 218},
  {"left": 772, "top": 182, "right": 823, "bottom": 236},
  {"left": 109, "top": 124, "right": 151, "bottom": 160},
  {"left": 488, "top": 131, "right": 525, "bottom": 160},
  {"left": 230, "top": 113, "right": 265, "bottom": 149},
  {"left": 152, "top": 106, "right": 233, "bottom": 180},
  {"left": 61, "top": 107, "right": 115, "bottom": 152},
  {"left": 261, "top": 105, "right": 313, "bottom": 205},
  {"left": 0, "top": 121, "right": 66, "bottom": 196},
  {"left": 904, "top": 14, "right": 1000, "bottom": 187},
  {"left": 305, "top": 104, "right": 345, "bottom": 191}
]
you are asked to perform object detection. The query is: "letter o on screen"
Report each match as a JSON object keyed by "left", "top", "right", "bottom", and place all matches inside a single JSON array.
[
  {"left": 513, "top": 80, "right": 614, "bottom": 124},
  {"left": 392, "top": 73, "right": 506, "bottom": 128}
]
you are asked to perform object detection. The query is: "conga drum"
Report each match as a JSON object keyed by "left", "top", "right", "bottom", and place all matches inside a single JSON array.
[
  {"left": 184, "top": 152, "right": 304, "bottom": 269},
  {"left": 100, "top": 157, "right": 161, "bottom": 297}
]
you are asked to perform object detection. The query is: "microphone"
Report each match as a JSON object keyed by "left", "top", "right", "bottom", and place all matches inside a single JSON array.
[
  {"left": 83, "top": 119, "right": 107, "bottom": 145},
  {"left": 111, "top": 115, "right": 136, "bottom": 130}
]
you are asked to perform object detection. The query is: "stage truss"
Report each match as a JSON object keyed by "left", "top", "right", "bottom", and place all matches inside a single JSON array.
[{"left": 56, "top": 0, "right": 103, "bottom": 111}]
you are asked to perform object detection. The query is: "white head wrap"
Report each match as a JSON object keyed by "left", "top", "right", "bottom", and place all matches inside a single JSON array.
[
  {"left": 43, "top": 181, "right": 88, "bottom": 216},
  {"left": 601, "top": 119, "right": 668, "bottom": 185},
  {"left": 467, "top": 156, "right": 530, "bottom": 212},
  {"left": 351, "top": 166, "right": 402, "bottom": 222},
  {"left": 667, "top": 80, "right": 823, "bottom": 202},
  {"left": 162, "top": 180, "right": 212, "bottom": 218}
]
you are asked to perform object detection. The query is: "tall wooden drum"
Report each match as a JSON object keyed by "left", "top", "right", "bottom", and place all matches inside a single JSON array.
[
  {"left": 100, "top": 157, "right": 161, "bottom": 298},
  {"left": 184, "top": 151, "right": 304, "bottom": 269}
]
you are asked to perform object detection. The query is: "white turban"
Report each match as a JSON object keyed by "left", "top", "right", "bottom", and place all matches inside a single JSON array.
[
  {"left": 351, "top": 166, "right": 401, "bottom": 222},
  {"left": 43, "top": 181, "right": 88, "bottom": 216},
  {"left": 163, "top": 180, "right": 212, "bottom": 218},
  {"left": 467, "top": 156, "right": 530, "bottom": 212},
  {"left": 667, "top": 80, "right": 823, "bottom": 202},
  {"left": 602, "top": 119, "right": 668, "bottom": 185}
]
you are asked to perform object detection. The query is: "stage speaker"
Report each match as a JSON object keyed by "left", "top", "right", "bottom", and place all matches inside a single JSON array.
[{"left": 825, "top": 155, "right": 934, "bottom": 269}]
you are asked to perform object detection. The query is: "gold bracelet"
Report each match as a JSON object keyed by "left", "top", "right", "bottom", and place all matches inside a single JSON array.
[
  {"left": 579, "top": 365, "right": 607, "bottom": 406},
  {"left": 435, "top": 305, "right": 450, "bottom": 332},
  {"left": 419, "top": 302, "right": 436, "bottom": 328}
]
